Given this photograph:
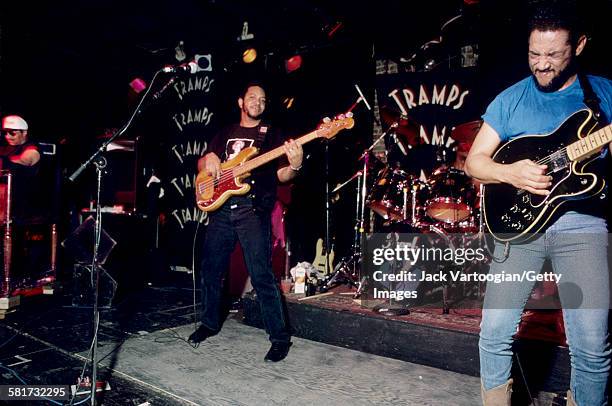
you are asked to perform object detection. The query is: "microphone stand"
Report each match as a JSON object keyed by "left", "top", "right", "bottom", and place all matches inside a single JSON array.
[
  {"left": 325, "top": 140, "right": 331, "bottom": 277},
  {"left": 67, "top": 70, "right": 168, "bottom": 406}
]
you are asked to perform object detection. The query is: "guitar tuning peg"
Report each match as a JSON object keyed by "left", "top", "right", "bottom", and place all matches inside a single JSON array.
[
  {"left": 322, "top": 117, "right": 331, "bottom": 123},
  {"left": 337, "top": 114, "right": 345, "bottom": 119},
  {"left": 345, "top": 112, "right": 353, "bottom": 118}
]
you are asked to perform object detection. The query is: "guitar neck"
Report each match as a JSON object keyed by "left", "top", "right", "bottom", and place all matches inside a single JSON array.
[
  {"left": 232, "top": 129, "right": 319, "bottom": 176},
  {"left": 567, "top": 123, "right": 612, "bottom": 161}
]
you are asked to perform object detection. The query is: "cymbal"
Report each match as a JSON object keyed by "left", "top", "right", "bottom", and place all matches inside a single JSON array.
[
  {"left": 451, "top": 120, "right": 482, "bottom": 144},
  {"left": 380, "top": 106, "right": 421, "bottom": 146}
]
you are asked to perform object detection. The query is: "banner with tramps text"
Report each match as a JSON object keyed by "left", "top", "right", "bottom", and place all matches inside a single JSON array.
[
  {"left": 375, "top": 69, "right": 483, "bottom": 174},
  {"left": 160, "top": 53, "right": 216, "bottom": 271}
]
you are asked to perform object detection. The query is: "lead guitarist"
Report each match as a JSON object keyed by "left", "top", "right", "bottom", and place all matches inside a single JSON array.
[
  {"left": 465, "top": 4, "right": 612, "bottom": 406},
  {"left": 188, "top": 82, "right": 303, "bottom": 363}
]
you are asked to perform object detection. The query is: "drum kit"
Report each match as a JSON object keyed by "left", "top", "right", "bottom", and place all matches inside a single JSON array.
[
  {"left": 365, "top": 108, "right": 482, "bottom": 235},
  {"left": 327, "top": 107, "right": 486, "bottom": 313}
]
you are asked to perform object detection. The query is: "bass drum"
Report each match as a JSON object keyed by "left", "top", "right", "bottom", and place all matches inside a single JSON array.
[{"left": 425, "top": 167, "right": 476, "bottom": 227}]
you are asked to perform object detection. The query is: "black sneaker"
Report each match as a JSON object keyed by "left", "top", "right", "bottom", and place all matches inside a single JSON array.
[
  {"left": 188, "top": 325, "right": 217, "bottom": 344},
  {"left": 264, "top": 341, "right": 292, "bottom": 362}
]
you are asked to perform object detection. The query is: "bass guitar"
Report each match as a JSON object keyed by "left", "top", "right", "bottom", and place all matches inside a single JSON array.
[
  {"left": 483, "top": 109, "right": 611, "bottom": 242},
  {"left": 196, "top": 115, "right": 354, "bottom": 212}
]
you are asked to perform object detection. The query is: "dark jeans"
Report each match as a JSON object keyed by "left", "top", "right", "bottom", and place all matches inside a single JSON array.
[{"left": 199, "top": 196, "right": 291, "bottom": 343}]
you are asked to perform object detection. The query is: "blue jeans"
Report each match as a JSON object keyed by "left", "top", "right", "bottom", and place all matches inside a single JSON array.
[
  {"left": 479, "top": 212, "right": 610, "bottom": 405},
  {"left": 199, "top": 196, "right": 291, "bottom": 343}
]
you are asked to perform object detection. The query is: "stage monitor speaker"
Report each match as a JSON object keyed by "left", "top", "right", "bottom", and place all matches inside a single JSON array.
[
  {"left": 61, "top": 215, "right": 117, "bottom": 265},
  {"left": 70, "top": 264, "right": 117, "bottom": 308}
]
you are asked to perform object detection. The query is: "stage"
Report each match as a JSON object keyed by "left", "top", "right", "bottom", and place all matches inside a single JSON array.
[
  {"left": 0, "top": 271, "right": 578, "bottom": 405},
  {"left": 244, "top": 286, "right": 573, "bottom": 403}
]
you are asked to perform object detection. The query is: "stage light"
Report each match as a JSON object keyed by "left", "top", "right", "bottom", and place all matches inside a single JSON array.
[
  {"left": 195, "top": 54, "right": 213, "bottom": 71},
  {"left": 129, "top": 78, "right": 147, "bottom": 94},
  {"left": 285, "top": 55, "right": 302, "bottom": 73},
  {"left": 242, "top": 48, "right": 257, "bottom": 64}
]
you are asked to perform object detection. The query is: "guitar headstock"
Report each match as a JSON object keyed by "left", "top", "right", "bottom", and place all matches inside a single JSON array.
[{"left": 316, "top": 113, "right": 355, "bottom": 140}]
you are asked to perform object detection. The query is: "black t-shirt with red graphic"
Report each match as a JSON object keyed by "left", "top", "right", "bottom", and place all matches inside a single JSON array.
[{"left": 208, "top": 123, "right": 287, "bottom": 212}]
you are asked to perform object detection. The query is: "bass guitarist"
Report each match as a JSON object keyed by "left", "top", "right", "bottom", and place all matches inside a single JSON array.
[
  {"left": 189, "top": 82, "right": 302, "bottom": 363},
  {"left": 465, "top": 3, "right": 612, "bottom": 406}
]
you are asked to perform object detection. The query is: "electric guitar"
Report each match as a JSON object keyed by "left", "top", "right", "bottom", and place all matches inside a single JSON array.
[
  {"left": 196, "top": 115, "right": 355, "bottom": 212},
  {"left": 483, "top": 109, "right": 611, "bottom": 242},
  {"left": 312, "top": 238, "right": 335, "bottom": 275}
]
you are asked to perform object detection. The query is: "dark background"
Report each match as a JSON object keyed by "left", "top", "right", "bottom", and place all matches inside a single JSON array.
[{"left": 1, "top": 0, "right": 610, "bottom": 272}]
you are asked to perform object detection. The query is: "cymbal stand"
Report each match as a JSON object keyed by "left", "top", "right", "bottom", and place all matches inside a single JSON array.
[{"left": 322, "top": 122, "right": 397, "bottom": 295}]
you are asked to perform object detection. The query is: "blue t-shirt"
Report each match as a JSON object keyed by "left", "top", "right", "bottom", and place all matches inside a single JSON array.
[{"left": 482, "top": 74, "right": 612, "bottom": 141}]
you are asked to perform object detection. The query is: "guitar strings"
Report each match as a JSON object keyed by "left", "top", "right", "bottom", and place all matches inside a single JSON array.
[
  {"left": 196, "top": 120, "right": 347, "bottom": 196},
  {"left": 198, "top": 148, "right": 290, "bottom": 194},
  {"left": 533, "top": 129, "right": 602, "bottom": 169},
  {"left": 198, "top": 168, "right": 238, "bottom": 193}
]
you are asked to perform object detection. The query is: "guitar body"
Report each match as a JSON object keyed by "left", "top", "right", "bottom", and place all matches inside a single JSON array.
[
  {"left": 312, "top": 238, "right": 335, "bottom": 275},
  {"left": 195, "top": 115, "right": 355, "bottom": 213},
  {"left": 196, "top": 147, "right": 259, "bottom": 212},
  {"left": 483, "top": 109, "right": 606, "bottom": 242}
]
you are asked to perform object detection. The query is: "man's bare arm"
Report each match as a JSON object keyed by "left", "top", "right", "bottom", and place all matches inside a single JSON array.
[
  {"left": 9, "top": 146, "right": 40, "bottom": 166},
  {"left": 465, "top": 122, "right": 551, "bottom": 196}
]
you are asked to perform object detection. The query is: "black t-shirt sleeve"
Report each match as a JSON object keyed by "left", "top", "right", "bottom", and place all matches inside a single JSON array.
[{"left": 208, "top": 126, "right": 231, "bottom": 158}]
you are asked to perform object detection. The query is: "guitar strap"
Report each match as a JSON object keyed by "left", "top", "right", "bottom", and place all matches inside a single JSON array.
[
  {"left": 254, "top": 123, "right": 269, "bottom": 148},
  {"left": 578, "top": 73, "right": 605, "bottom": 122}
]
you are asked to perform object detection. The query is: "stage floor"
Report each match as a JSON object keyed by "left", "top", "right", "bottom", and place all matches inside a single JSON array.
[
  {"left": 0, "top": 277, "right": 484, "bottom": 405},
  {"left": 0, "top": 272, "right": 577, "bottom": 405}
]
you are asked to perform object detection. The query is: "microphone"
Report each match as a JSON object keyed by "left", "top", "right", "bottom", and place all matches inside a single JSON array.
[
  {"left": 161, "top": 61, "right": 198, "bottom": 74},
  {"left": 354, "top": 84, "right": 372, "bottom": 111}
]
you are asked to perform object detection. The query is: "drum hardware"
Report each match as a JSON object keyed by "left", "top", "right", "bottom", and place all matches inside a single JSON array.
[
  {"left": 411, "top": 183, "right": 421, "bottom": 227},
  {"left": 324, "top": 114, "right": 411, "bottom": 295},
  {"left": 321, "top": 86, "right": 374, "bottom": 288},
  {"left": 402, "top": 185, "right": 408, "bottom": 222},
  {"left": 321, "top": 164, "right": 364, "bottom": 293},
  {"left": 331, "top": 170, "right": 362, "bottom": 195}
]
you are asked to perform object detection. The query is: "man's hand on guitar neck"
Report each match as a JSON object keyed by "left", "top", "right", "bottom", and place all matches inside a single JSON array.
[
  {"left": 198, "top": 152, "right": 222, "bottom": 179},
  {"left": 278, "top": 139, "right": 303, "bottom": 183}
]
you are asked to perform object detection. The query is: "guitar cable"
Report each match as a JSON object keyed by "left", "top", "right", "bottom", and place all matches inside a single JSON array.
[
  {"left": 483, "top": 237, "right": 510, "bottom": 264},
  {"left": 478, "top": 185, "right": 511, "bottom": 263},
  {"left": 190, "top": 221, "right": 202, "bottom": 346}
]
